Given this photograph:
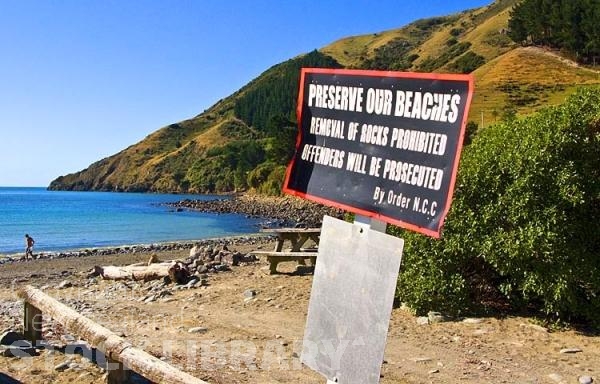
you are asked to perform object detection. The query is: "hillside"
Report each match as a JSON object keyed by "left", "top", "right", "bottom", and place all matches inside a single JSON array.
[{"left": 48, "top": 0, "right": 600, "bottom": 193}]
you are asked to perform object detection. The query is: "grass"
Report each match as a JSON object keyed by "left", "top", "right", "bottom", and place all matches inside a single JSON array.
[
  {"left": 470, "top": 47, "right": 600, "bottom": 125},
  {"left": 322, "top": 30, "right": 406, "bottom": 68}
]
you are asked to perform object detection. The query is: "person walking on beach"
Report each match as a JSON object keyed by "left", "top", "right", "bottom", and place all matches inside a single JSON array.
[{"left": 25, "top": 234, "right": 35, "bottom": 260}]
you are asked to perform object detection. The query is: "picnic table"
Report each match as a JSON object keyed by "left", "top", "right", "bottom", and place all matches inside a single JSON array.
[{"left": 251, "top": 228, "right": 321, "bottom": 274}]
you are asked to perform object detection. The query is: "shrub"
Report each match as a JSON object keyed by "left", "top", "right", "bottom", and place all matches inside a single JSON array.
[
  {"left": 447, "top": 51, "right": 486, "bottom": 73},
  {"left": 394, "top": 88, "right": 600, "bottom": 324},
  {"left": 418, "top": 42, "right": 471, "bottom": 72},
  {"left": 258, "top": 165, "right": 287, "bottom": 196},
  {"left": 446, "top": 37, "right": 458, "bottom": 47},
  {"left": 247, "top": 162, "right": 276, "bottom": 189},
  {"left": 450, "top": 27, "right": 464, "bottom": 37}
]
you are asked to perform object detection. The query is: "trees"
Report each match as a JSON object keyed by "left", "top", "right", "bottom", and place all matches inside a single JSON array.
[
  {"left": 509, "top": 0, "right": 600, "bottom": 63},
  {"left": 233, "top": 50, "right": 342, "bottom": 132}
]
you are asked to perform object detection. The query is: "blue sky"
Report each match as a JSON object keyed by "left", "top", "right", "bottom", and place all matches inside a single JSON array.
[{"left": 0, "top": 0, "right": 491, "bottom": 187}]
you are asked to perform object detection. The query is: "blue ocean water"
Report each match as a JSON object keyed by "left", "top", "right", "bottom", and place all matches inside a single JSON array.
[{"left": 0, "top": 187, "right": 263, "bottom": 255}]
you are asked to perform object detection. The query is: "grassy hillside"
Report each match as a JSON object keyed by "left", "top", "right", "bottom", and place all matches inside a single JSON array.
[
  {"left": 471, "top": 47, "right": 600, "bottom": 127},
  {"left": 49, "top": 0, "right": 600, "bottom": 194}
]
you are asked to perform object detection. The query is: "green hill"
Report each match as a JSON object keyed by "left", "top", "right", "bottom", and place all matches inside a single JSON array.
[{"left": 48, "top": 0, "right": 600, "bottom": 193}]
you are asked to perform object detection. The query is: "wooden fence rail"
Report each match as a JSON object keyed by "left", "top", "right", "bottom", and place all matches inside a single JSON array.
[{"left": 17, "top": 285, "right": 209, "bottom": 384}]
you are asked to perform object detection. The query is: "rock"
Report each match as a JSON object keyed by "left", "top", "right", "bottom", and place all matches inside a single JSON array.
[
  {"left": 428, "top": 311, "right": 446, "bottom": 323},
  {"left": 579, "top": 376, "right": 593, "bottom": 384},
  {"left": 57, "top": 280, "right": 72, "bottom": 289},
  {"left": 185, "top": 278, "right": 200, "bottom": 288},
  {"left": 528, "top": 324, "right": 548, "bottom": 333},
  {"left": 214, "top": 264, "right": 230, "bottom": 272},
  {"left": 462, "top": 318, "right": 484, "bottom": 324},
  {"left": 55, "top": 361, "right": 70, "bottom": 372},
  {"left": 243, "top": 289, "right": 257, "bottom": 298},
  {"left": 548, "top": 373, "right": 563, "bottom": 383},
  {"left": 412, "top": 357, "right": 432, "bottom": 363},
  {"left": 221, "top": 252, "right": 241, "bottom": 266},
  {"left": 416, "top": 316, "right": 429, "bottom": 325},
  {"left": 77, "top": 372, "right": 93, "bottom": 381},
  {"left": 188, "top": 327, "right": 208, "bottom": 334},
  {"left": 144, "top": 295, "right": 157, "bottom": 303},
  {"left": 560, "top": 348, "right": 583, "bottom": 354}
]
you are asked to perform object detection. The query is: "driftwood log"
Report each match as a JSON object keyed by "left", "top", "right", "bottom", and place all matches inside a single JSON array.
[
  {"left": 17, "top": 285, "right": 208, "bottom": 384},
  {"left": 93, "top": 261, "right": 189, "bottom": 283}
]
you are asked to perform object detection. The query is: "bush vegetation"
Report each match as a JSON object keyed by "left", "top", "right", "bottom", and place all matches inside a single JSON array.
[
  {"left": 364, "top": 38, "right": 417, "bottom": 71},
  {"left": 447, "top": 51, "right": 486, "bottom": 73},
  {"left": 392, "top": 88, "right": 600, "bottom": 325},
  {"left": 418, "top": 42, "right": 472, "bottom": 72}
]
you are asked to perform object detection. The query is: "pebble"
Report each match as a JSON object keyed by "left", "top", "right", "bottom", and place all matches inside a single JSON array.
[
  {"left": 579, "top": 376, "right": 593, "bottom": 384},
  {"left": 528, "top": 324, "right": 549, "bottom": 333},
  {"left": 54, "top": 361, "right": 70, "bottom": 372},
  {"left": 188, "top": 327, "right": 208, "bottom": 334},
  {"left": 144, "top": 295, "right": 157, "bottom": 303},
  {"left": 416, "top": 317, "right": 429, "bottom": 325},
  {"left": 77, "top": 372, "right": 93, "bottom": 381},
  {"left": 412, "top": 357, "right": 432, "bottom": 363},
  {"left": 462, "top": 318, "right": 484, "bottom": 324},
  {"left": 560, "top": 348, "right": 583, "bottom": 354},
  {"left": 428, "top": 311, "right": 445, "bottom": 323},
  {"left": 57, "top": 280, "right": 73, "bottom": 289}
]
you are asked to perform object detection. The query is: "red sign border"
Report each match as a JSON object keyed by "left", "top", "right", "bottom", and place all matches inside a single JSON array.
[{"left": 283, "top": 68, "right": 474, "bottom": 238}]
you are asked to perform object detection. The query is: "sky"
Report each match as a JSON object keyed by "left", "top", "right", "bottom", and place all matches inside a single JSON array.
[{"left": 0, "top": 0, "right": 491, "bottom": 187}]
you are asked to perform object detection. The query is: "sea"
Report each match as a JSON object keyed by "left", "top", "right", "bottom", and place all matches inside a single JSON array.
[{"left": 0, "top": 187, "right": 264, "bottom": 255}]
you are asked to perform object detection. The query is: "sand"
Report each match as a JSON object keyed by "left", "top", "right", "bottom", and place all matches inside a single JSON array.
[{"left": 0, "top": 239, "right": 598, "bottom": 384}]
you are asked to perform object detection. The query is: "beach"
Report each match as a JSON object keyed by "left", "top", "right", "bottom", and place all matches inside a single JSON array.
[{"left": 1, "top": 204, "right": 598, "bottom": 383}]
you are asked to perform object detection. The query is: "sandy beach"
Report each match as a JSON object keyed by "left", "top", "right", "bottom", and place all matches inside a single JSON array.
[{"left": 0, "top": 235, "right": 598, "bottom": 383}]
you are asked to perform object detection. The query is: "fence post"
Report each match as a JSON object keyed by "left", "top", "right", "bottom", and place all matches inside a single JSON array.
[
  {"left": 23, "top": 302, "right": 42, "bottom": 344},
  {"left": 107, "top": 357, "right": 131, "bottom": 384}
]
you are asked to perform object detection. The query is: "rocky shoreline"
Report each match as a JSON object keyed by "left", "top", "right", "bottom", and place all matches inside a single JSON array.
[
  {"left": 0, "top": 235, "right": 271, "bottom": 266},
  {"left": 166, "top": 194, "right": 345, "bottom": 228}
]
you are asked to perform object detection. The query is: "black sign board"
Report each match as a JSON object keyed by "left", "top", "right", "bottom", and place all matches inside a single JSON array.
[{"left": 283, "top": 68, "right": 473, "bottom": 238}]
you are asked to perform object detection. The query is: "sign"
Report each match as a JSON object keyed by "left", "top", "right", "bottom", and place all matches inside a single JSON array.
[
  {"left": 284, "top": 68, "right": 474, "bottom": 238},
  {"left": 301, "top": 216, "right": 403, "bottom": 384}
]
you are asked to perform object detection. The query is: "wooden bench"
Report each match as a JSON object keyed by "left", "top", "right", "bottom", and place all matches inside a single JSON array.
[
  {"left": 254, "top": 228, "right": 321, "bottom": 274},
  {"left": 250, "top": 250, "right": 318, "bottom": 274}
]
